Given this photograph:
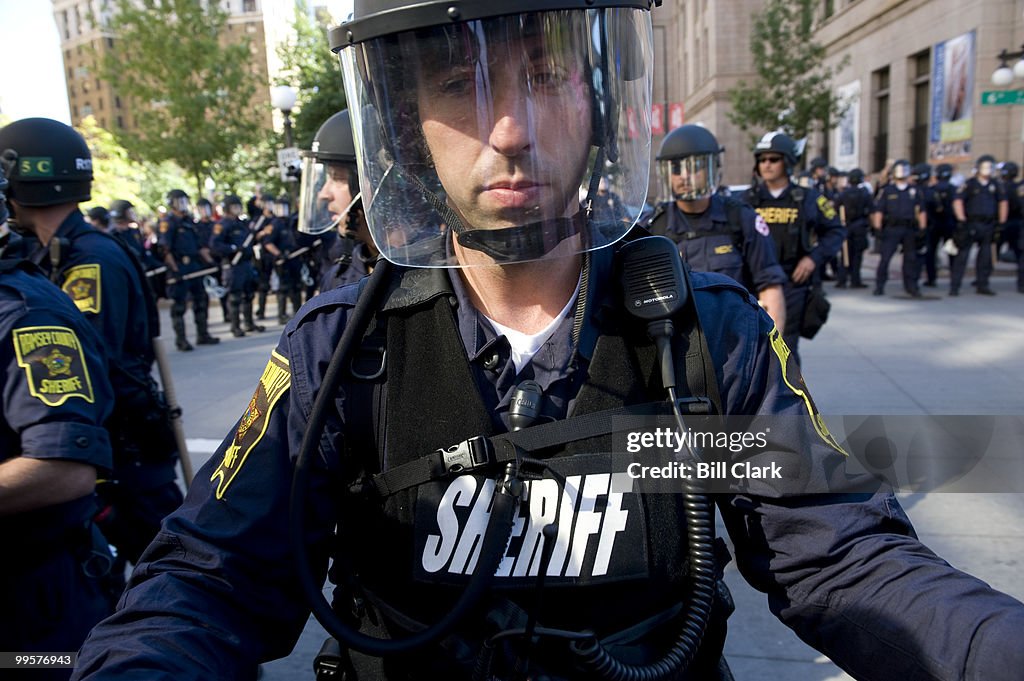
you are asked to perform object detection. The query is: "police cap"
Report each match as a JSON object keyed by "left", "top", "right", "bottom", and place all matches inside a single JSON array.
[{"left": 0, "top": 117, "right": 93, "bottom": 207}]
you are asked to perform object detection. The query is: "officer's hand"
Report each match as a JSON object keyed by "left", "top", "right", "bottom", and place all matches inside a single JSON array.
[{"left": 791, "top": 256, "right": 817, "bottom": 284}]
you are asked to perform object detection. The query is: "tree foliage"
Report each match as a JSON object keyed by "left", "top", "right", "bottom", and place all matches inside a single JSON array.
[
  {"left": 275, "top": 1, "right": 347, "bottom": 150},
  {"left": 728, "top": 0, "right": 849, "bottom": 154},
  {"left": 76, "top": 115, "right": 189, "bottom": 215},
  {"left": 97, "top": 0, "right": 264, "bottom": 194}
]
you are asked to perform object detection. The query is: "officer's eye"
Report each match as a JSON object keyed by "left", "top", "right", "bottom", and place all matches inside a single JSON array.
[
  {"left": 437, "top": 67, "right": 477, "bottom": 96},
  {"left": 527, "top": 64, "right": 570, "bottom": 90}
]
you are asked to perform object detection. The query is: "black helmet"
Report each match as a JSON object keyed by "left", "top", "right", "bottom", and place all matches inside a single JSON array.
[
  {"left": 166, "top": 188, "right": 190, "bottom": 213},
  {"left": 891, "top": 159, "right": 912, "bottom": 181},
  {"left": 308, "top": 110, "right": 356, "bottom": 164},
  {"left": 0, "top": 117, "right": 93, "bottom": 207},
  {"left": 299, "top": 110, "right": 363, "bottom": 236},
  {"left": 0, "top": 165, "right": 9, "bottom": 227},
  {"left": 109, "top": 199, "right": 136, "bottom": 222},
  {"left": 87, "top": 206, "right": 110, "bottom": 227},
  {"left": 848, "top": 168, "right": 865, "bottom": 185},
  {"left": 827, "top": 166, "right": 839, "bottom": 179},
  {"left": 936, "top": 163, "right": 953, "bottom": 181},
  {"left": 329, "top": 0, "right": 658, "bottom": 267},
  {"left": 656, "top": 125, "right": 723, "bottom": 201},
  {"left": 977, "top": 154, "right": 997, "bottom": 167},
  {"left": 195, "top": 197, "right": 214, "bottom": 219},
  {"left": 911, "top": 163, "right": 932, "bottom": 182},
  {"left": 810, "top": 156, "right": 828, "bottom": 170},
  {"left": 754, "top": 132, "right": 797, "bottom": 168},
  {"left": 222, "top": 194, "right": 242, "bottom": 209},
  {"left": 1000, "top": 161, "right": 1019, "bottom": 180}
]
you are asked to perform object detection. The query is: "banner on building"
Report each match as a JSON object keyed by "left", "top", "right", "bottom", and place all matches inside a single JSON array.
[
  {"left": 833, "top": 80, "right": 861, "bottom": 170},
  {"left": 930, "top": 30, "right": 975, "bottom": 163},
  {"left": 668, "top": 103, "right": 685, "bottom": 130},
  {"left": 651, "top": 103, "right": 664, "bottom": 135}
]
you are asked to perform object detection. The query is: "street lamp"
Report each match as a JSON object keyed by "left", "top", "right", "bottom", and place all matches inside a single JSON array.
[
  {"left": 990, "top": 46, "right": 1024, "bottom": 87},
  {"left": 270, "top": 84, "right": 298, "bottom": 148}
]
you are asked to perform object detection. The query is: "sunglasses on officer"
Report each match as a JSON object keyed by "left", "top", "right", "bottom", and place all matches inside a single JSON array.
[{"left": 758, "top": 155, "right": 784, "bottom": 165}]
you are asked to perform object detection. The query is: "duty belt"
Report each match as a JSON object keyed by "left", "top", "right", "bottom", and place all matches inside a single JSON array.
[{"left": 966, "top": 215, "right": 996, "bottom": 224}]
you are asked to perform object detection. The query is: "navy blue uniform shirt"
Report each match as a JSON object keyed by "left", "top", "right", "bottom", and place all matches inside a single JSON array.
[
  {"left": 1, "top": 259, "right": 114, "bottom": 546},
  {"left": 957, "top": 177, "right": 1006, "bottom": 220},
  {"left": 873, "top": 183, "right": 924, "bottom": 224},
  {"left": 649, "top": 195, "right": 787, "bottom": 294},
  {"left": 73, "top": 246, "right": 1024, "bottom": 681},
  {"left": 319, "top": 240, "right": 374, "bottom": 291},
  {"left": 158, "top": 213, "right": 204, "bottom": 273}
]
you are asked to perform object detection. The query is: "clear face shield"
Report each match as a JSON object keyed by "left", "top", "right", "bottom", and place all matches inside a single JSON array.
[
  {"left": 339, "top": 8, "right": 653, "bottom": 267},
  {"left": 659, "top": 153, "right": 719, "bottom": 202},
  {"left": 169, "top": 196, "right": 191, "bottom": 214},
  {"left": 297, "top": 157, "right": 361, "bottom": 235},
  {"left": 273, "top": 200, "right": 291, "bottom": 218},
  {"left": 196, "top": 203, "right": 213, "bottom": 219},
  {"left": 977, "top": 161, "right": 994, "bottom": 178},
  {"left": 892, "top": 162, "right": 911, "bottom": 181}
]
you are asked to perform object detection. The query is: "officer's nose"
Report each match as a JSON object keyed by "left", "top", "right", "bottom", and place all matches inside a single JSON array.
[{"left": 487, "top": 75, "right": 533, "bottom": 158}]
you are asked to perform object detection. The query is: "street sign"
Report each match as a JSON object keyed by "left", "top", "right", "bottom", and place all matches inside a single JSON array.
[
  {"left": 981, "top": 90, "right": 1024, "bottom": 106},
  {"left": 277, "top": 146, "right": 301, "bottom": 182}
]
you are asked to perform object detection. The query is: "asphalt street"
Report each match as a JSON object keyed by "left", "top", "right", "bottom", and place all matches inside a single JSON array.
[{"left": 154, "top": 250, "right": 1024, "bottom": 680}]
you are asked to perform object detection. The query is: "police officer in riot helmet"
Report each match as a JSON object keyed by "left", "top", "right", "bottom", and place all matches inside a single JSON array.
[
  {"left": 0, "top": 117, "right": 184, "bottom": 592},
  {"left": 834, "top": 168, "right": 873, "bottom": 288},
  {"left": 998, "top": 161, "right": 1023, "bottom": 287},
  {"left": 644, "top": 124, "right": 787, "bottom": 331},
  {"left": 744, "top": 132, "right": 845, "bottom": 360},
  {"left": 950, "top": 154, "right": 1007, "bottom": 295},
  {"left": 87, "top": 205, "right": 111, "bottom": 232},
  {"left": 297, "top": 109, "right": 379, "bottom": 291},
  {"left": 211, "top": 194, "right": 265, "bottom": 336},
  {"left": 160, "top": 188, "right": 220, "bottom": 348},
  {"left": 0, "top": 164, "right": 118, "bottom": 681},
  {"left": 928, "top": 162, "right": 957, "bottom": 285},
  {"left": 261, "top": 193, "right": 303, "bottom": 323},
  {"left": 870, "top": 159, "right": 927, "bottom": 297},
  {"left": 74, "top": 3, "right": 1024, "bottom": 681}
]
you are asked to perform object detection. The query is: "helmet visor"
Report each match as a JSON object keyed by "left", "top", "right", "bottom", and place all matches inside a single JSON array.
[
  {"left": 659, "top": 154, "right": 719, "bottom": 202},
  {"left": 339, "top": 8, "right": 653, "bottom": 267},
  {"left": 297, "top": 156, "right": 360, "bottom": 235}
]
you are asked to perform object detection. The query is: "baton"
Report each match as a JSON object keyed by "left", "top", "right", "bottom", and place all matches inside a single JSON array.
[
  {"left": 839, "top": 205, "right": 850, "bottom": 268},
  {"left": 152, "top": 338, "right": 194, "bottom": 486}
]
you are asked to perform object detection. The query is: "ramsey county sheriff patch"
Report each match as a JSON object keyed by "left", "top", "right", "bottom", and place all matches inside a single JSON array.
[
  {"left": 768, "top": 327, "right": 846, "bottom": 455},
  {"left": 816, "top": 194, "right": 837, "bottom": 220},
  {"left": 61, "top": 264, "right": 102, "bottom": 314},
  {"left": 211, "top": 350, "right": 290, "bottom": 499},
  {"left": 12, "top": 326, "right": 95, "bottom": 406}
]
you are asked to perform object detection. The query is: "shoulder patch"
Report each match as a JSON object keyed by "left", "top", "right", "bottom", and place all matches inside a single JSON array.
[
  {"left": 211, "top": 349, "right": 291, "bottom": 500},
  {"left": 213, "top": 222, "right": 224, "bottom": 235},
  {"left": 713, "top": 244, "right": 734, "bottom": 255},
  {"left": 767, "top": 327, "right": 846, "bottom": 455},
  {"left": 754, "top": 213, "right": 770, "bottom": 237},
  {"left": 12, "top": 326, "right": 96, "bottom": 406},
  {"left": 61, "top": 264, "right": 101, "bottom": 314},
  {"left": 816, "top": 194, "right": 837, "bottom": 220},
  {"left": 159, "top": 220, "right": 170, "bottom": 234}
]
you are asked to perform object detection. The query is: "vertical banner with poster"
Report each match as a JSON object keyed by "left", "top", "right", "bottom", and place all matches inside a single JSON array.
[
  {"left": 833, "top": 81, "right": 861, "bottom": 170},
  {"left": 930, "top": 30, "right": 975, "bottom": 162}
]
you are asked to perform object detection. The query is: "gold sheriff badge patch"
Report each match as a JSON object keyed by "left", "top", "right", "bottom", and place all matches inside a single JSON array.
[{"left": 13, "top": 325, "right": 96, "bottom": 406}]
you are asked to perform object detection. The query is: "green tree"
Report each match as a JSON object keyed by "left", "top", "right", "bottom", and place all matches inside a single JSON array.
[
  {"left": 275, "top": 1, "right": 347, "bottom": 149},
  {"left": 76, "top": 115, "right": 188, "bottom": 216},
  {"left": 97, "top": 0, "right": 264, "bottom": 195},
  {"left": 727, "top": 0, "right": 848, "bottom": 155}
]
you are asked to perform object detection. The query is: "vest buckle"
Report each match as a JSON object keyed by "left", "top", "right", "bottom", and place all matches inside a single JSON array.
[{"left": 440, "top": 436, "right": 495, "bottom": 475}]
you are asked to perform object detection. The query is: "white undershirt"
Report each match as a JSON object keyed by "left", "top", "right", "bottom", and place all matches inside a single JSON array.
[
  {"left": 484, "top": 274, "right": 582, "bottom": 374},
  {"left": 769, "top": 186, "right": 787, "bottom": 199}
]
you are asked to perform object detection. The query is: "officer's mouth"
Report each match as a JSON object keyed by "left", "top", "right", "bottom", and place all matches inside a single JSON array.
[{"left": 483, "top": 180, "right": 547, "bottom": 209}]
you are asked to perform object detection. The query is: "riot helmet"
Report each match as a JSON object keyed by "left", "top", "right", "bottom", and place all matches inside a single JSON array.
[
  {"left": 0, "top": 166, "right": 9, "bottom": 231},
  {"left": 911, "top": 163, "right": 932, "bottom": 183},
  {"left": 166, "top": 188, "right": 191, "bottom": 214},
  {"left": 87, "top": 206, "right": 111, "bottom": 229},
  {"left": 753, "top": 132, "right": 797, "bottom": 172},
  {"left": 109, "top": 199, "right": 138, "bottom": 224},
  {"left": 196, "top": 197, "right": 214, "bottom": 219},
  {"left": 809, "top": 157, "right": 828, "bottom": 174},
  {"left": 298, "top": 110, "right": 362, "bottom": 235},
  {"left": 976, "top": 154, "right": 996, "bottom": 178},
  {"left": 891, "top": 159, "right": 912, "bottom": 181},
  {"left": 273, "top": 194, "right": 291, "bottom": 218},
  {"left": 848, "top": 168, "right": 865, "bottom": 186},
  {"left": 0, "top": 117, "right": 93, "bottom": 207},
  {"left": 222, "top": 194, "right": 243, "bottom": 217},
  {"left": 1000, "top": 161, "right": 1019, "bottom": 181},
  {"left": 655, "top": 124, "right": 723, "bottom": 202},
  {"left": 936, "top": 163, "right": 953, "bottom": 181},
  {"left": 330, "top": 0, "right": 657, "bottom": 267}
]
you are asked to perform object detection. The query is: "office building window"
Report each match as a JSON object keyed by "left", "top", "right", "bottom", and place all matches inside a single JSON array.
[
  {"left": 910, "top": 51, "right": 931, "bottom": 165},
  {"left": 872, "top": 66, "right": 890, "bottom": 172}
]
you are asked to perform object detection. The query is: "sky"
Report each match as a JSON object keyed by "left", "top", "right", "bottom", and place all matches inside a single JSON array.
[
  {"left": 0, "top": 0, "right": 355, "bottom": 126},
  {"left": 0, "top": 0, "right": 72, "bottom": 123}
]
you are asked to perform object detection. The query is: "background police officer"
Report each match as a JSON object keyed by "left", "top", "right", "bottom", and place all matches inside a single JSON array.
[
  {"left": 0, "top": 117, "right": 184, "bottom": 583},
  {"left": 260, "top": 194, "right": 303, "bottom": 324},
  {"left": 744, "top": 132, "right": 845, "bottom": 359},
  {"left": 210, "top": 195, "right": 265, "bottom": 337},
  {"left": 834, "top": 167, "right": 872, "bottom": 288},
  {"left": 927, "top": 162, "right": 957, "bottom": 286},
  {"left": 951, "top": 154, "right": 1007, "bottom": 295},
  {"left": 998, "top": 161, "right": 1024, "bottom": 293},
  {"left": 645, "top": 124, "right": 787, "bottom": 331},
  {"left": 160, "top": 189, "right": 220, "bottom": 348},
  {"left": 1, "top": 167, "right": 117, "bottom": 681},
  {"left": 871, "top": 160, "right": 927, "bottom": 297},
  {"left": 194, "top": 197, "right": 228, "bottom": 323},
  {"left": 296, "top": 109, "right": 378, "bottom": 291}
]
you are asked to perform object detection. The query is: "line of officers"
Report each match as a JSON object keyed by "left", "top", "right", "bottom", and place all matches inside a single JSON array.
[{"left": 639, "top": 127, "right": 1024, "bottom": 366}]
